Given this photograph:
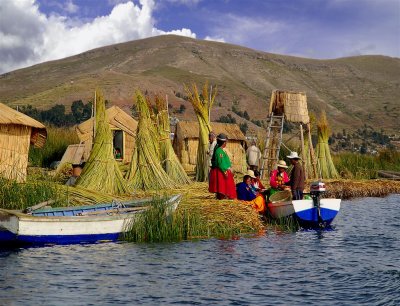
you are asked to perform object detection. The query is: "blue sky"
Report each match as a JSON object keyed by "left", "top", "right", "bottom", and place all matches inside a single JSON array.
[{"left": 0, "top": 0, "right": 399, "bottom": 73}]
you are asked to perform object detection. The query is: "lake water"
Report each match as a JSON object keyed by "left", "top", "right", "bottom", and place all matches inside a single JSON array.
[{"left": 1, "top": 194, "right": 399, "bottom": 305}]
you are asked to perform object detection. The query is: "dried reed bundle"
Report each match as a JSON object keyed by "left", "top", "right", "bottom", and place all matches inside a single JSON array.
[
  {"left": 75, "top": 90, "right": 131, "bottom": 195},
  {"left": 315, "top": 111, "right": 339, "bottom": 179},
  {"left": 155, "top": 95, "right": 191, "bottom": 185},
  {"left": 126, "top": 91, "right": 176, "bottom": 190},
  {"left": 184, "top": 81, "right": 216, "bottom": 181}
]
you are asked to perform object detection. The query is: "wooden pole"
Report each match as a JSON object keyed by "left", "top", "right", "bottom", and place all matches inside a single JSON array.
[
  {"left": 307, "top": 123, "right": 318, "bottom": 179},
  {"left": 300, "top": 123, "right": 307, "bottom": 179}
]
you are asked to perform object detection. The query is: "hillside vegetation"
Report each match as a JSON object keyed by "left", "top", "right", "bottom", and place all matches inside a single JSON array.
[{"left": 1, "top": 35, "right": 399, "bottom": 134}]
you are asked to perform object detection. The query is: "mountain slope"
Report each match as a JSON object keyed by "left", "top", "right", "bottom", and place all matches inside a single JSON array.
[{"left": 1, "top": 35, "right": 399, "bottom": 133}]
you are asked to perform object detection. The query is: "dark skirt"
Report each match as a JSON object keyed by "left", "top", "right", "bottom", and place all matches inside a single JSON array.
[{"left": 209, "top": 168, "right": 237, "bottom": 199}]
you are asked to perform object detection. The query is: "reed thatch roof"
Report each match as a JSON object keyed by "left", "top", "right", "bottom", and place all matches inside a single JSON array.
[
  {"left": 76, "top": 105, "right": 138, "bottom": 142},
  {"left": 175, "top": 121, "right": 246, "bottom": 141},
  {"left": 0, "top": 102, "right": 47, "bottom": 148},
  {"left": 268, "top": 90, "right": 310, "bottom": 124}
]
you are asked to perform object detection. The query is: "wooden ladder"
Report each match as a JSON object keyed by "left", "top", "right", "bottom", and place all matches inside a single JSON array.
[{"left": 260, "top": 113, "right": 285, "bottom": 179}]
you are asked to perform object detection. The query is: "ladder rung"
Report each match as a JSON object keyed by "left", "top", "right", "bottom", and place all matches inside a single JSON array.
[{"left": 269, "top": 125, "right": 282, "bottom": 128}]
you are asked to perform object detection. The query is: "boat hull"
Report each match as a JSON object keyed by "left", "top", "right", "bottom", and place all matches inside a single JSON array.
[
  {"left": 267, "top": 201, "right": 294, "bottom": 218},
  {"left": 292, "top": 199, "right": 341, "bottom": 229},
  {"left": 0, "top": 195, "right": 180, "bottom": 246}
]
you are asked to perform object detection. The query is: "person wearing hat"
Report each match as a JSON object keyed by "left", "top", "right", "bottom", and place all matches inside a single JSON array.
[
  {"left": 208, "top": 133, "right": 237, "bottom": 200},
  {"left": 236, "top": 174, "right": 266, "bottom": 214},
  {"left": 207, "top": 132, "right": 217, "bottom": 169},
  {"left": 287, "top": 151, "right": 305, "bottom": 200},
  {"left": 269, "top": 160, "right": 290, "bottom": 196}
]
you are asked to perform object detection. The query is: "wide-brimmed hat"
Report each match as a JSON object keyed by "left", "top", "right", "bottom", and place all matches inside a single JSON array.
[
  {"left": 247, "top": 170, "right": 256, "bottom": 178},
  {"left": 287, "top": 151, "right": 301, "bottom": 160},
  {"left": 217, "top": 133, "right": 228, "bottom": 141},
  {"left": 277, "top": 160, "right": 288, "bottom": 168}
]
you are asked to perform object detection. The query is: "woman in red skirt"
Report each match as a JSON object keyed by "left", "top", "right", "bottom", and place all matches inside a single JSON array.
[{"left": 208, "top": 133, "right": 237, "bottom": 199}]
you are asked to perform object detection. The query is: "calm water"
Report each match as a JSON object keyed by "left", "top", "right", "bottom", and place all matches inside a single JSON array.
[{"left": 1, "top": 195, "right": 399, "bottom": 306}]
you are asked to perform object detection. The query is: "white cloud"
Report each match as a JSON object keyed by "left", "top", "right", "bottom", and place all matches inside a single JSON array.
[
  {"left": 204, "top": 36, "right": 225, "bottom": 43},
  {"left": 64, "top": 0, "right": 78, "bottom": 14},
  {"left": 206, "top": 14, "right": 283, "bottom": 48},
  {"left": 0, "top": 0, "right": 196, "bottom": 73}
]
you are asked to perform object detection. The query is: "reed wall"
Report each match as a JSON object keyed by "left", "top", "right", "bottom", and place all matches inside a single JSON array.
[{"left": 0, "top": 124, "right": 31, "bottom": 182}]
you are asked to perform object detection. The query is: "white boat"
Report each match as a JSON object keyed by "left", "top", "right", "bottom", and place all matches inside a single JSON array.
[
  {"left": 292, "top": 198, "right": 341, "bottom": 229},
  {"left": 0, "top": 194, "right": 181, "bottom": 246}
]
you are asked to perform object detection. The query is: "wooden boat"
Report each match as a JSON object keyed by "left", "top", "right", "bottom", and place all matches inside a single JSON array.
[
  {"left": 0, "top": 194, "right": 181, "bottom": 246},
  {"left": 267, "top": 190, "right": 294, "bottom": 218},
  {"left": 267, "top": 200, "right": 294, "bottom": 219}
]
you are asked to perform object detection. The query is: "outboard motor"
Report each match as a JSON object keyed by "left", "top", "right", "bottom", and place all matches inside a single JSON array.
[{"left": 310, "top": 181, "right": 326, "bottom": 227}]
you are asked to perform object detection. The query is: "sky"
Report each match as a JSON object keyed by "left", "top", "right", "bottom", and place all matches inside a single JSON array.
[{"left": 0, "top": 0, "right": 399, "bottom": 74}]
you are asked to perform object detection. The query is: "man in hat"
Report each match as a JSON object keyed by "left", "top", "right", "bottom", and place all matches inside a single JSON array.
[
  {"left": 209, "top": 133, "right": 237, "bottom": 200},
  {"left": 269, "top": 160, "right": 290, "bottom": 196},
  {"left": 287, "top": 152, "right": 305, "bottom": 200},
  {"left": 207, "top": 132, "right": 217, "bottom": 169}
]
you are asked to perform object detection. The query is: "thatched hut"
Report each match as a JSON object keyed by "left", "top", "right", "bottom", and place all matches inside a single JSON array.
[
  {"left": 268, "top": 90, "right": 310, "bottom": 124},
  {"left": 76, "top": 106, "right": 138, "bottom": 163},
  {"left": 0, "top": 102, "right": 47, "bottom": 182},
  {"left": 173, "top": 121, "right": 247, "bottom": 173}
]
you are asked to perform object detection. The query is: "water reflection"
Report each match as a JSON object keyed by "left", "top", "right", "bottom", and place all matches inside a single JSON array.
[{"left": 0, "top": 195, "right": 399, "bottom": 305}]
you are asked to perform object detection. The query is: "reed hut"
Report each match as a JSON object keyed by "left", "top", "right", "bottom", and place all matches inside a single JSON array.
[
  {"left": 76, "top": 106, "right": 138, "bottom": 163},
  {"left": 262, "top": 90, "right": 317, "bottom": 179},
  {"left": 173, "top": 121, "right": 247, "bottom": 173},
  {"left": 0, "top": 102, "right": 47, "bottom": 182}
]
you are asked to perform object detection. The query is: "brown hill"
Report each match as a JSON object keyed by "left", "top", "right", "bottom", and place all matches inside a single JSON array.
[{"left": 0, "top": 35, "right": 399, "bottom": 134}]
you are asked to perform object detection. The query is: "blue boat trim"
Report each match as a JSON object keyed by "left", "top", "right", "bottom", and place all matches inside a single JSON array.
[
  {"left": 17, "top": 233, "right": 121, "bottom": 245},
  {"left": 294, "top": 207, "right": 339, "bottom": 229}
]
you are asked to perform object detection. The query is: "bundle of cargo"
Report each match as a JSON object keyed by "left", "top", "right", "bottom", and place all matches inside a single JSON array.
[
  {"left": 75, "top": 90, "right": 131, "bottom": 195},
  {"left": 315, "top": 111, "right": 339, "bottom": 179},
  {"left": 184, "top": 81, "right": 216, "bottom": 182},
  {"left": 155, "top": 95, "right": 191, "bottom": 185},
  {"left": 126, "top": 91, "right": 175, "bottom": 190}
]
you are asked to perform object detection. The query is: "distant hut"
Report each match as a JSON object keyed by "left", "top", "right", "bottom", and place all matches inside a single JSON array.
[
  {"left": 173, "top": 121, "right": 247, "bottom": 173},
  {"left": 0, "top": 102, "right": 47, "bottom": 182},
  {"left": 76, "top": 106, "right": 138, "bottom": 163}
]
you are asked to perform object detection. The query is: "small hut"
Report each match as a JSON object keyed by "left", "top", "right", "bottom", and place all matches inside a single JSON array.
[
  {"left": 268, "top": 90, "right": 309, "bottom": 124},
  {"left": 173, "top": 121, "right": 247, "bottom": 173},
  {"left": 0, "top": 102, "right": 47, "bottom": 182},
  {"left": 262, "top": 90, "right": 316, "bottom": 179},
  {"left": 76, "top": 106, "right": 138, "bottom": 163}
]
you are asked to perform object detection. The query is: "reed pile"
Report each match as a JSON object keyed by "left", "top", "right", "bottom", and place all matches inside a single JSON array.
[
  {"left": 184, "top": 81, "right": 216, "bottom": 181},
  {"left": 155, "top": 95, "right": 191, "bottom": 185},
  {"left": 75, "top": 90, "right": 130, "bottom": 195},
  {"left": 126, "top": 91, "right": 175, "bottom": 190},
  {"left": 315, "top": 111, "right": 339, "bottom": 179}
]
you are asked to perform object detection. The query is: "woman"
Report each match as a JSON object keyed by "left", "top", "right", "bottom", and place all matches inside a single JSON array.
[
  {"left": 208, "top": 133, "right": 237, "bottom": 200},
  {"left": 236, "top": 175, "right": 266, "bottom": 214},
  {"left": 269, "top": 160, "right": 290, "bottom": 196}
]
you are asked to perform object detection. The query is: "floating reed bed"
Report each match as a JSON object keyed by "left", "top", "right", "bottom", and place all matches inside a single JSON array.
[
  {"left": 123, "top": 182, "right": 265, "bottom": 242},
  {"left": 323, "top": 179, "right": 400, "bottom": 199}
]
